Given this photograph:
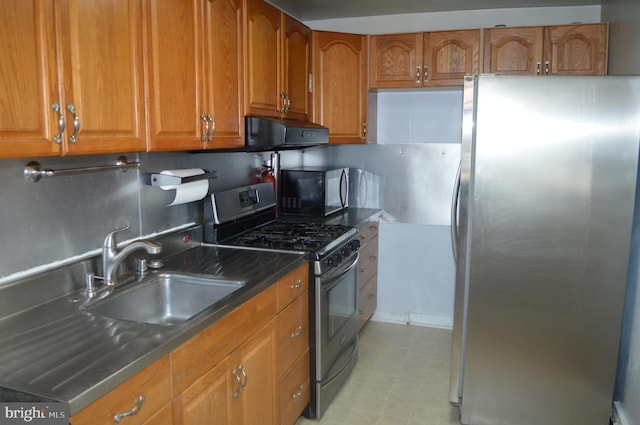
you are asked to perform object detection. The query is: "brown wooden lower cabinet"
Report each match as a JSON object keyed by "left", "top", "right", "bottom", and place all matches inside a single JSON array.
[
  {"left": 71, "top": 264, "right": 309, "bottom": 425},
  {"left": 70, "top": 355, "right": 171, "bottom": 425}
]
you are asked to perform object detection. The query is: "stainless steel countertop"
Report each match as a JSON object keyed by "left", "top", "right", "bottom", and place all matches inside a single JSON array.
[{"left": 0, "top": 244, "right": 306, "bottom": 415}]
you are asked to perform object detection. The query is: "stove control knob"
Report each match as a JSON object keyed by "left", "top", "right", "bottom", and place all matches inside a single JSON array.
[{"left": 327, "top": 256, "right": 334, "bottom": 267}]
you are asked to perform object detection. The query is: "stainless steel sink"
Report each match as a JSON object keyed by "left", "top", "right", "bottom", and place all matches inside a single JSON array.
[{"left": 86, "top": 273, "right": 245, "bottom": 326}]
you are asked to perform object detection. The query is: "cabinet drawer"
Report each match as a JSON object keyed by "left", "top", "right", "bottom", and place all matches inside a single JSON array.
[
  {"left": 358, "top": 220, "right": 379, "bottom": 245},
  {"left": 359, "top": 274, "right": 378, "bottom": 331},
  {"left": 279, "top": 350, "right": 310, "bottom": 425},
  {"left": 171, "top": 284, "right": 277, "bottom": 395},
  {"left": 71, "top": 355, "right": 171, "bottom": 425},
  {"left": 358, "top": 236, "right": 378, "bottom": 287},
  {"left": 276, "top": 292, "right": 309, "bottom": 377},
  {"left": 277, "top": 263, "right": 309, "bottom": 312},
  {"left": 144, "top": 403, "right": 173, "bottom": 425}
]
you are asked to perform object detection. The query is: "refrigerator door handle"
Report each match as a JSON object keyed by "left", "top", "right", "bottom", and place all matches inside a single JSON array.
[{"left": 450, "top": 161, "right": 462, "bottom": 262}]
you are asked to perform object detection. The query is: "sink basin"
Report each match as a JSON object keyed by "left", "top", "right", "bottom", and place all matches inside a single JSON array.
[{"left": 86, "top": 273, "right": 245, "bottom": 326}]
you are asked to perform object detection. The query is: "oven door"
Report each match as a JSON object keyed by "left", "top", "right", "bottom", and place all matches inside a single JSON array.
[{"left": 316, "top": 251, "right": 359, "bottom": 381}]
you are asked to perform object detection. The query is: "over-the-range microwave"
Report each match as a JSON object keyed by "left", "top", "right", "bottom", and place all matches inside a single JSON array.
[{"left": 279, "top": 167, "right": 349, "bottom": 217}]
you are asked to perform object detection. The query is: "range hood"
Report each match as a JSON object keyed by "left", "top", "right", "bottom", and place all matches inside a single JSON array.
[{"left": 244, "top": 116, "right": 329, "bottom": 151}]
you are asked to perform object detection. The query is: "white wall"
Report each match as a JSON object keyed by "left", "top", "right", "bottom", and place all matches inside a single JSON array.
[
  {"left": 601, "top": 2, "right": 640, "bottom": 424},
  {"left": 305, "top": 6, "right": 601, "bottom": 34}
]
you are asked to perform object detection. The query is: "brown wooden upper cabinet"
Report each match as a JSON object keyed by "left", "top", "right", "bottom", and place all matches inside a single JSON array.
[
  {"left": 144, "top": 0, "right": 244, "bottom": 151},
  {"left": 244, "top": 0, "right": 311, "bottom": 121},
  {"left": 484, "top": 23, "right": 608, "bottom": 75},
  {"left": 313, "top": 31, "right": 368, "bottom": 144},
  {"left": 0, "top": 0, "right": 145, "bottom": 159},
  {"left": 369, "top": 30, "right": 480, "bottom": 89}
]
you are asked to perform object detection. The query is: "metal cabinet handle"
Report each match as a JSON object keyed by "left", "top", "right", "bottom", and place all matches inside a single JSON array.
[
  {"left": 369, "top": 224, "right": 378, "bottom": 231},
  {"left": 368, "top": 292, "right": 377, "bottom": 300},
  {"left": 286, "top": 95, "right": 291, "bottom": 112},
  {"left": 536, "top": 61, "right": 541, "bottom": 75},
  {"left": 362, "top": 122, "right": 367, "bottom": 137},
  {"left": 239, "top": 364, "right": 247, "bottom": 390},
  {"left": 280, "top": 92, "right": 287, "bottom": 113},
  {"left": 359, "top": 267, "right": 365, "bottom": 273},
  {"left": 416, "top": 66, "right": 421, "bottom": 83},
  {"left": 358, "top": 308, "right": 364, "bottom": 316},
  {"left": 292, "top": 384, "right": 305, "bottom": 399},
  {"left": 232, "top": 367, "right": 242, "bottom": 398},
  {"left": 545, "top": 60, "right": 550, "bottom": 75},
  {"left": 201, "top": 113, "right": 209, "bottom": 141},
  {"left": 52, "top": 102, "right": 65, "bottom": 144},
  {"left": 369, "top": 255, "right": 377, "bottom": 261},
  {"left": 290, "top": 279, "right": 303, "bottom": 290},
  {"left": 207, "top": 114, "right": 215, "bottom": 141},
  {"left": 290, "top": 325, "right": 303, "bottom": 339},
  {"left": 113, "top": 395, "right": 145, "bottom": 423},
  {"left": 66, "top": 103, "right": 79, "bottom": 143},
  {"left": 423, "top": 65, "right": 428, "bottom": 83},
  {"left": 359, "top": 234, "right": 365, "bottom": 240}
]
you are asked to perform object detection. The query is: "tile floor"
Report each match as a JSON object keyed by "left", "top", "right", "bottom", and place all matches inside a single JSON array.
[{"left": 296, "top": 321, "right": 461, "bottom": 425}]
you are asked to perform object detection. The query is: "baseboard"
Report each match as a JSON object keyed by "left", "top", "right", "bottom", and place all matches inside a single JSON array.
[
  {"left": 371, "top": 311, "right": 453, "bottom": 329},
  {"left": 613, "top": 401, "right": 631, "bottom": 425}
]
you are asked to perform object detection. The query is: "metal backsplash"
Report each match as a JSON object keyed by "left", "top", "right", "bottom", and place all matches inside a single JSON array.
[
  {"left": 298, "top": 143, "right": 461, "bottom": 225},
  {"left": 0, "top": 150, "right": 278, "bottom": 283}
]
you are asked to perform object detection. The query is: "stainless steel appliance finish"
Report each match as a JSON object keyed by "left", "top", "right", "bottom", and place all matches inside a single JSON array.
[
  {"left": 450, "top": 75, "right": 640, "bottom": 425},
  {"left": 279, "top": 167, "right": 349, "bottom": 217},
  {"left": 203, "top": 183, "right": 360, "bottom": 418},
  {"left": 244, "top": 116, "right": 329, "bottom": 151}
]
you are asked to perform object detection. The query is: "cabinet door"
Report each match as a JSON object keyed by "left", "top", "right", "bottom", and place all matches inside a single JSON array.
[
  {"left": 58, "top": 0, "right": 145, "bottom": 154},
  {"left": 313, "top": 31, "right": 367, "bottom": 144},
  {"left": 0, "top": 0, "right": 61, "bottom": 158},
  {"left": 244, "top": 0, "right": 282, "bottom": 119},
  {"left": 233, "top": 320, "right": 277, "bottom": 425},
  {"left": 424, "top": 30, "right": 480, "bottom": 86},
  {"left": 282, "top": 14, "right": 311, "bottom": 121},
  {"left": 145, "top": 0, "right": 204, "bottom": 151},
  {"left": 483, "top": 26, "right": 544, "bottom": 75},
  {"left": 369, "top": 33, "right": 423, "bottom": 89},
  {"left": 174, "top": 356, "right": 237, "bottom": 425},
  {"left": 203, "top": 0, "right": 244, "bottom": 148},
  {"left": 544, "top": 23, "right": 608, "bottom": 75}
]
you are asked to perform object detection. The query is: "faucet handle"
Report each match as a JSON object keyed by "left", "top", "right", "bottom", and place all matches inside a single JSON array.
[{"left": 104, "top": 224, "right": 131, "bottom": 249}]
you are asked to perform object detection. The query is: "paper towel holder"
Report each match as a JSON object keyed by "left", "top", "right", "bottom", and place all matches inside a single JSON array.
[{"left": 146, "top": 170, "right": 217, "bottom": 186}]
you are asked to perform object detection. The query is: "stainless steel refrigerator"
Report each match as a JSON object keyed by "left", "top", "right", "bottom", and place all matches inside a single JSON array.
[{"left": 449, "top": 75, "right": 640, "bottom": 425}]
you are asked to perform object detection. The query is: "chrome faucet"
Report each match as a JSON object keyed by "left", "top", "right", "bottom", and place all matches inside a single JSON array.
[{"left": 102, "top": 225, "right": 163, "bottom": 286}]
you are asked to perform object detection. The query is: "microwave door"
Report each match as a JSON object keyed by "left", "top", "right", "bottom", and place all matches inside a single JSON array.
[{"left": 340, "top": 169, "right": 348, "bottom": 208}]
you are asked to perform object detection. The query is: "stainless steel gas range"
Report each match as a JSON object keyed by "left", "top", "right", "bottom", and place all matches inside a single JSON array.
[{"left": 203, "top": 183, "right": 360, "bottom": 419}]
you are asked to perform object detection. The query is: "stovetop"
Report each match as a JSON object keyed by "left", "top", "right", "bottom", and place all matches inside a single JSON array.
[{"left": 226, "top": 222, "right": 354, "bottom": 252}]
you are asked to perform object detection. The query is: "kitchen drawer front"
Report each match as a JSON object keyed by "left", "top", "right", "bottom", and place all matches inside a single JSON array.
[
  {"left": 358, "top": 236, "right": 379, "bottom": 288},
  {"left": 359, "top": 274, "right": 378, "bottom": 331},
  {"left": 276, "top": 291, "right": 309, "bottom": 377},
  {"left": 71, "top": 355, "right": 171, "bottom": 425},
  {"left": 171, "top": 284, "right": 277, "bottom": 395},
  {"left": 277, "top": 263, "right": 309, "bottom": 312},
  {"left": 279, "top": 349, "right": 310, "bottom": 425},
  {"left": 358, "top": 220, "right": 379, "bottom": 245}
]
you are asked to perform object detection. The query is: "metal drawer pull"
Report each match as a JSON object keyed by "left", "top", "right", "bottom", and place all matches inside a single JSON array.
[
  {"left": 359, "top": 234, "right": 365, "bottom": 240},
  {"left": 52, "top": 102, "right": 65, "bottom": 144},
  {"left": 416, "top": 66, "right": 421, "bottom": 83},
  {"left": 292, "top": 385, "right": 305, "bottom": 399},
  {"left": 290, "top": 325, "right": 303, "bottom": 339},
  {"left": 359, "top": 267, "right": 365, "bottom": 273},
  {"left": 369, "top": 255, "right": 377, "bottom": 261},
  {"left": 369, "top": 224, "right": 377, "bottom": 231},
  {"left": 113, "top": 395, "right": 144, "bottom": 423},
  {"left": 239, "top": 364, "right": 248, "bottom": 391},
  {"left": 368, "top": 292, "right": 377, "bottom": 300},
  {"left": 207, "top": 114, "right": 215, "bottom": 140},
  {"left": 545, "top": 60, "right": 550, "bottom": 75},
  {"left": 290, "top": 279, "right": 303, "bottom": 290},
  {"left": 201, "top": 113, "right": 209, "bottom": 141},
  {"left": 536, "top": 61, "right": 541, "bottom": 75},
  {"left": 232, "top": 368, "right": 242, "bottom": 398},
  {"left": 67, "top": 103, "right": 80, "bottom": 143}
]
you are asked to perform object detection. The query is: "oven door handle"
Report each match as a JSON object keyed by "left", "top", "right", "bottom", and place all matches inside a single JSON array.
[{"left": 321, "top": 253, "right": 359, "bottom": 290}]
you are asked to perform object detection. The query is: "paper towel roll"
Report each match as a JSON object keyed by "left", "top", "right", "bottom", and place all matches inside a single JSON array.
[{"left": 159, "top": 168, "right": 209, "bottom": 206}]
